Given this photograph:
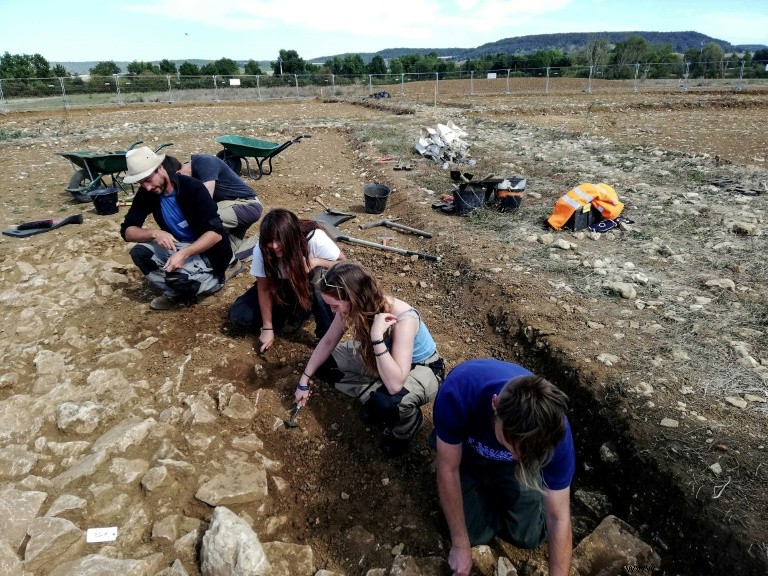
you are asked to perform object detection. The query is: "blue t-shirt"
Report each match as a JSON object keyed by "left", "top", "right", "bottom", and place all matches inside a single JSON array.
[
  {"left": 159, "top": 189, "right": 195, "bottom": 242},
  {"left": 191, "top": 154, "right": 256, "bottom": 201},
  {"left": 433, "top": 358, "right": 575, "bottom": 491}
]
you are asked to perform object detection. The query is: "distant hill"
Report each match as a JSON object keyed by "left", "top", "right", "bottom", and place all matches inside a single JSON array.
[
  {"left": 53, "top": 32, "right": 766, "bottom": 74},
  {"left": 310, "top": 31, "right": 766, "bottom": 64}
]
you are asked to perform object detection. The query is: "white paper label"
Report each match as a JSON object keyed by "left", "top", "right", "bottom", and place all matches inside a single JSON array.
[{"left": 86, "top": 527, "right": 118, "bottom": 543}]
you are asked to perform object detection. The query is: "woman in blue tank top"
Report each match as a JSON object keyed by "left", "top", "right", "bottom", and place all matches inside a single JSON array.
[{"left": 295, "top": 261, "right": 445, "bottom": 457}]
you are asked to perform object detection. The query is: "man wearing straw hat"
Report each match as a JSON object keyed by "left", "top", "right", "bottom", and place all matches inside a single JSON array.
[{"left": 120, "top": 146, "right": 233, "bottom": 310}]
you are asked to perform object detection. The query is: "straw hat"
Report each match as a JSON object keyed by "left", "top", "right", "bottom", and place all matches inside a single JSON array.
[{"left": 123, "top": 146, "right": 166, "bottom": 184}]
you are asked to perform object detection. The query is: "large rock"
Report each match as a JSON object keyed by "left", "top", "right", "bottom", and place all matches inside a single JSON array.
[
  {"left": 48, "top": 553, "right": 161, "bottom": 576},
  {"left": 571, "top": 515, "right": 660, "bottom": 576},
  {"left": 195, "top": 462, "right": 268, "bottom": 506},
  {"left": 23, "top": 516, "right": 85, "bottom": 572},
  {"left": 0, "top": 540, "right": 30, "bottom": 576},
  {"left": 200, "top": 506, "right": 269, "bottom": 576},
  {"left": 0, "top": 488, "right": 48, "bottom": 549}
]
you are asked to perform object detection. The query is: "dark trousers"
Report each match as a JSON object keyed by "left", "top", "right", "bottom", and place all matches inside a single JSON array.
[
  {"left": 228, "top": 267, "right": 333, "bottom": 338},
  {"left": 459, "top": 448, "right": 546, "bottom": 549}
]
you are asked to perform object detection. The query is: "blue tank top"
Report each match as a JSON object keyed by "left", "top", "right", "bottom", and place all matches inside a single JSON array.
[{"left": 396, "top": 308, "right": 437, "bottom": 363}]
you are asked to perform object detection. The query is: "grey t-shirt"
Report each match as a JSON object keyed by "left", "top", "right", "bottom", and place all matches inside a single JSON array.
[{"left": 191, "top": 154, "right": 257, "bottom": 201}]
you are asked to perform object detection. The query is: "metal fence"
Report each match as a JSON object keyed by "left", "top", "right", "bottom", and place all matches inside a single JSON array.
[{"left": 2, "top": 63, "right": 767, "bottom": 113}]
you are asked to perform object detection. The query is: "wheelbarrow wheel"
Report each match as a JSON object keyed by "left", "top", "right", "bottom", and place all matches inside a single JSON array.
[
  {"left": 216, "top": 150, "right": 242, "bottom": 176},
  {"left": 68, "top": 169, "right": 106, "bottom": 203}
]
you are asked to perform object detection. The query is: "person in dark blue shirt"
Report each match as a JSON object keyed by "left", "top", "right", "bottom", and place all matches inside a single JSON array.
[{"left": 433, "top": 359, "right": 575, "bottom": 576}]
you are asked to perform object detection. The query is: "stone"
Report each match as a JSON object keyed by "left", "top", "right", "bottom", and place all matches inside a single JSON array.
[
  {"left": 262, "top": 541, "right": 314, "bottom": 575},
  {"left": 0, "top": 444, "right": 39, "bottom": 478},
  {"left": 571, "top": 515, "right": 660, "bottom": 576},
  {"left": 0, "top": 540, "right": 30, "bottom": 576},
  {"left": 56, "top": 401, "right": 102, "bottom": 434},
  {"left": 44, "top": 494, "right": 87, "bottom": 518},
  {"left": 470, "top": 545, "right": 496, "bottom": 575},
  {"left": 660, "top": 418, "right": 679, "bottom": 428},
  {"left": 23, "top": 516, "right": 85, "bottom": 572},
  {"left": 200, "top": 506, "right": 269, "bottom": 576},
  {"left": 0, "top": 488, "right": 48, "bottom": 549},
  {"left": 47, "top": 553, "right": 155, "bottom": 576},
  {"left": 195, "top": 462, "right": 268, "bottom": 506},
  {"left": 725, "top": 396, "right": 748, "bottom": 409}
]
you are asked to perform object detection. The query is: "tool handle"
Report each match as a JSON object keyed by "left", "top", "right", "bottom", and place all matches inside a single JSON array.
[
  {"left": 338, "top": 235, "right": 440, "bottom": 261},
  {"left": 384, "top": 221, "right": 433, "bottom": 238}
]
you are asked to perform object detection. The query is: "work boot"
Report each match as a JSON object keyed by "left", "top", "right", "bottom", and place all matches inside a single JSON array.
[
  {"left": 150, "top": 295, "right": 182, "bottom": 311},
  {"left": 225, "top": 259, "right": 244, "bottom": 280}
]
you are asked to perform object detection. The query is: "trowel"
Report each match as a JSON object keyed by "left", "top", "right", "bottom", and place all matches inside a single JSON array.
[{"left": 283, "top": 404, "right": 302, "bottom": 428}]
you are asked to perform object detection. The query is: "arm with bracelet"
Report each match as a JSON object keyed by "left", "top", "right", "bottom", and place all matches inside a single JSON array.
[{"left": 295, "top": 313, "right": 346, "bottom": 406}]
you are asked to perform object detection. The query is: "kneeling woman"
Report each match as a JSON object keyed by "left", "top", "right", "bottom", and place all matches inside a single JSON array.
[
  {"left": 295, "top": 261, "right": 445, "bottom": 457},
  {"left": 228, "top": 209, "right": 344, "bottom": 352}
]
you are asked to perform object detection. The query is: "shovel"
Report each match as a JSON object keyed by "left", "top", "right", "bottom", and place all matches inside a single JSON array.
[
  {"left": 315, "top": 213, "right": 440, "bottom": 262},
  {"left": 283, "top": 404, "right": 302, "bottom": 428}
]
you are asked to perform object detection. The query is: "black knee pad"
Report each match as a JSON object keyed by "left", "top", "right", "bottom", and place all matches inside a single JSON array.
[
  {"left": 165, "top": 272, "right": 200, "bottom": 297},
  {"left": 130, "top": 244, "right": 159, "bottom": 274},
  {"left": 364, "top": 389, "right": 402, "bottom": 426}
]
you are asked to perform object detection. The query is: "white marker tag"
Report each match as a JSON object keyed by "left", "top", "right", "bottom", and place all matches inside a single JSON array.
[{"left": 86, "top": 527, "right": 118, "bottom": 543}]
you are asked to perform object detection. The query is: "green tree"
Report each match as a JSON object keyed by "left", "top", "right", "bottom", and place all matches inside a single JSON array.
[
  {"left": 127, "top": 60, "right": 160, "bottom": 75},
  {"left": 89, "top": 61, "right": 121, "bottom": 76},
  {"left": 201, "top": 57, "right": 240, "bottom": 76},
  {"left": 366, "top": 55, "right": 387, "bottom": 75},
  {"left": 159, "top": 59, "right": 177, "bottom": 74},
  {"left": 0, "top": 52, "right": 51, "bottom": 78},
  {"left": 700, "top": 42, "right": 725, "bottom": 78},
  {"left": 389, "top": 58, "right": 404, "bottom": 75},
  {"left": 272, "top": 49, "right": 307, "bottom": 75},
  {"left": 52, "top": 64, "right": 69, "bottom": 77},
  {"left": 244, "top": 59, "right": 262, "bottom": 75},
  {"left": 178, "top": 61, "right": 200, "bottom": 75}
]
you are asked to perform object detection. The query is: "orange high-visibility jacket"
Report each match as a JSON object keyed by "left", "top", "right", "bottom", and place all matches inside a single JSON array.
[{"left": 547, "top": 183, "right": 623, "bottom": 230}]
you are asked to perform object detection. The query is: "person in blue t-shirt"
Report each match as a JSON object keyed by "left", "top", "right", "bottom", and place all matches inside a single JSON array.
[
  {"left": 175, "top": 154, "right": 263, "bottom": 257},
  {"left": 433, "top": 359, "right": 576, "bottom": 576}
]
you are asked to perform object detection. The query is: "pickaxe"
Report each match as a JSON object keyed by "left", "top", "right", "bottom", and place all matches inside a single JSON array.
[{"left": 359, "top": 218, "right": 433, "bottom": 238}]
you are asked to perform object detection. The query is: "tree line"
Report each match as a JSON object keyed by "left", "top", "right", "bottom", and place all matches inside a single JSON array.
[{"left": 2, "top": 35, "right": 768, "bottom": 85}]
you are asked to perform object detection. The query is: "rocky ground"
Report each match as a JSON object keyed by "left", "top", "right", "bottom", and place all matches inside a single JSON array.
[{"left": 0, "top": 90, "right": 766, "bottom": 575}]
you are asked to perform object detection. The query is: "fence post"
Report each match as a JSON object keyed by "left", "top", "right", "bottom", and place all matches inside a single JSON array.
[
  {"left": 331, "top": 74, "right": 336, "bottom": 97},
  {"left": 59, "top": 77, "right": 69, "bottom": 109},
  {"left": 737, "top": 60, "right": 744, "bottom": 92},
  {"left": 587, "top": 65, "right": 593, "bottom": 94},
  {"left": 213, "top": 75, "right": 219, "bottom": 102},
  {"left": 545, "top": 67, "right": 550, "bottom": 94},
  {"left": 683, "top": 62, "right": 690, "bottom": 91},
  {"left": 400, "top": 73, "right": 405, "bottom": 96},
  {"left": 0, "top": 79, "right": 9, "bottom": 113},
  {"left": 505, "top": 69, "right": 511, "bottom": 95},
  {"left": 434, "top": 72, "right": 438, "bottom": 106},
  {"left": 113, "top": 74, "right": 124, "bottom": 105},
  {"left": 294, "top": 74, "right": 299, "bottom": 99},
  {"left": 470, "top": 71, "right": 474, "bottom": 96},
  {"left": 166, "top": 75, "right": 173, "bottom": 103},
  {"left": 256, "top": 75, "right": 262, "bottom": 101},
  {"left": 633, "top": 63, "right": 640, "bottom": 93}
]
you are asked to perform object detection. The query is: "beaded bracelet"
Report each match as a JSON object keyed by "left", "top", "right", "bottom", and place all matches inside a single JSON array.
[
  {"left": 296, "top": 383, "right": 311, "bottom": 391},
  {"left": 373, "top": 349, "right": 389, "bottom": 357}
]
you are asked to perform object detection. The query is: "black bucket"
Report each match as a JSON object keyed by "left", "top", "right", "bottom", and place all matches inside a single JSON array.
[
  {"left": 90, "top": 188, "right": 119, "bottom": 215},
  {"left": 454, "top": 183, "right": 486, "bottom": 216},
  {"left": 363, "top": 183, "right": 391, "bottom": 214}
]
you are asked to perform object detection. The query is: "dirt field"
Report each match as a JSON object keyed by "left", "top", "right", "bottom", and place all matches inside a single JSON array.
[{"left": 0, "top": 91, "right": 766, "bottom": 575}]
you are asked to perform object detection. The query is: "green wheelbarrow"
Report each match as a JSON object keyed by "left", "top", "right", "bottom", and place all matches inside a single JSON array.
[
  {"left": 58, "top": 141, "right": 173, "bottom": 202},
  {"left": 215, "top": 134, "right": 310, "bottom": 180}
]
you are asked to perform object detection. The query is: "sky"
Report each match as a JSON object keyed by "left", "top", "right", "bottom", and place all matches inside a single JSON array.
[{"left": 2, "top": 0, "right": 767, "bottom": 64}]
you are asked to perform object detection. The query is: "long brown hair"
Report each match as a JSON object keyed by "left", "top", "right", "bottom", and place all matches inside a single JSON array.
[
  {"left": 259, "top": 209, "right": 326, "bottom": 309},
  {"left": 495, "top": 375, "right": 568, "bottom": 492},
  {"left": 319, "top": 261, "right": 390, "bottom": 373}
]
